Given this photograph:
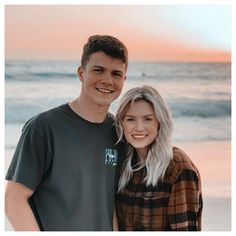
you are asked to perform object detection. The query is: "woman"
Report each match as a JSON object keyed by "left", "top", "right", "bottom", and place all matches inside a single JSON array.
[{"left": 114, "top": 85, "right": 202, "bottom": 231}]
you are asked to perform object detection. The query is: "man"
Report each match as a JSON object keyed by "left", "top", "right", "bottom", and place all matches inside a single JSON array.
[{"left": 5, "top": 35, "right": 128, "bottom": 231}]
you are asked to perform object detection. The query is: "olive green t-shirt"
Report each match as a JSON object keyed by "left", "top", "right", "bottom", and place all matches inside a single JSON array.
[{"left": 6, "top": 104, "right": 121, "bottom": 231}]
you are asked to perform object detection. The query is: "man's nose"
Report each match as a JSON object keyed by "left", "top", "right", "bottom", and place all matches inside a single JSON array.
[{"left": 101, "top": 73, "right": 113, "bottom": 85}]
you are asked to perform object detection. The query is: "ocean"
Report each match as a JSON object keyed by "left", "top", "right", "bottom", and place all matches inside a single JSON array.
[{"left": 5, "top": 60, "right": 231, "bottom": 148}]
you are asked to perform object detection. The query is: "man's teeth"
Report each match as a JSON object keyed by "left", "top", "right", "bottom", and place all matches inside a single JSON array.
[{"left": 97, "top": 88, "right": 113, "bottom": 93}]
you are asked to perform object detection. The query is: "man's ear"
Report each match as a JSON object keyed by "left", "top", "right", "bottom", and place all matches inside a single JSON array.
[{"left": 77, "top": 66, "right": 84, "bottom": 82}]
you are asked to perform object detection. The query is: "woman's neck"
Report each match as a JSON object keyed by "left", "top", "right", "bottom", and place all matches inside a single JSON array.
[{"left": 136, "top": 148, "right": 148, "bottom": 164}]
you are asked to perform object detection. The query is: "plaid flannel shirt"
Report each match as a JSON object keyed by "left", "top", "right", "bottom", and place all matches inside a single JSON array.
[{"left": 116, "top": 147, "right": 203, "bottom": 231}]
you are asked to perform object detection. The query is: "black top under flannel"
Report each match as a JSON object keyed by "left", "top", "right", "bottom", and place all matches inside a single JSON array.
[{"left": 115, "top": 147, "right": 203, "bottom": 231}]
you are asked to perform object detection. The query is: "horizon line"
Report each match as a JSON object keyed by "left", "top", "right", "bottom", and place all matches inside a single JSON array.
[{"left": 5, "top": 58, "right": 231, "bottom": 64}]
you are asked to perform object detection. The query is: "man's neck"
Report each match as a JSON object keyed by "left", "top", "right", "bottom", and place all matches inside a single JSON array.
[{"left": 69, "top": 97, "right": 109, "bottom": 123}]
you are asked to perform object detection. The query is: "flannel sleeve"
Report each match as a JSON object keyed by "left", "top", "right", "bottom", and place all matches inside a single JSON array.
[{"left": 167, "top": 169, "right": 203, "bottom": 230}]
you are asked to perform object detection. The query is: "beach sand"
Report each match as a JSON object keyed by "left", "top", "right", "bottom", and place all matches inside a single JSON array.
[
  {"left": 175, "top": 140, "right": 231, "bottom": 231},
  {"left": 5, "top": 140, "right": 231, "bottom": 231},
  {"left": 175, "top": 140, "right": 231, "bottom": 198}
]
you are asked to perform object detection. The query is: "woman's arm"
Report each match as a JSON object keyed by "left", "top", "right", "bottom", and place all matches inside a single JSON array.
[{"left": 167, "top": 169, "right": 203, "bottom": 230}]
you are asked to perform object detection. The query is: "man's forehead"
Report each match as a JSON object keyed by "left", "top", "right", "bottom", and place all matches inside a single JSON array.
[
  {"left": 89, "top": 52, "right": 122, "bottom": 61},
  {"left": 88, "top": 53, "right": 126, "bottom": 69}
]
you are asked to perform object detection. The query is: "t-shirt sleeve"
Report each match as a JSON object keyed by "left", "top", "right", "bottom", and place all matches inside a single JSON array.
[
  {"left": 6, "top": 123, "right": 52, "bottom": 191},
  {"left": 167, "top": 169, "right": 203, "bottom": 231}
]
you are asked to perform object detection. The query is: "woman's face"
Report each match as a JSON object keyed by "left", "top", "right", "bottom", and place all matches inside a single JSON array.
[{"left": 122, "top": 100, "right": 159, "bottom": 159}]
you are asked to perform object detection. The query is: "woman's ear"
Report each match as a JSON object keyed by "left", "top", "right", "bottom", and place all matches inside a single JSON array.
[{"left": 77, "top": 66, "right": 84, "bottom": 82}]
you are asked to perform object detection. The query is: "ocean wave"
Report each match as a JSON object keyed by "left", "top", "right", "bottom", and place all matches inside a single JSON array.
[
  {"left": 127, "top": 62, "right": 231, "bottom": 81},
  {"left": 5, "top": 99, "right": 67, "bottom": 123},
  {"left": 31, "top": 72, "right": 76, "bottom": 78},
  {"left": 5, "top": 98, "right": 231, "bottom": 124},
  {"left": 173, "top": 135, "right": 231, "bottom": 143},
  {"left": 5, "top": 60, "right": 78, "bottom": 81},
  {"left": 5, "top": 71, "right": 77, "bottom": 81},
  {"left": 169, "top": 99, "right": 231, "bottom": 118}
]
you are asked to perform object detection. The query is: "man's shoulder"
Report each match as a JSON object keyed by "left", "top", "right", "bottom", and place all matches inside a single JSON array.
[
  {"left": 23, "top": 104, "right": 67, "bottom": 130},
  {"left": 103, "top": 112, "right": 115, "bottom": 129},
  {"left": 107, "top": 112, "right": 115, "bottom": 121}
]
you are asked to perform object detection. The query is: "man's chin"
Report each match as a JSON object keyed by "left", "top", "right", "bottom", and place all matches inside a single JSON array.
[
  {"left": 97, "top": 97, "right": 118, "bottom": 106},
  {"left": 95, "top": 100, "right": 112, "bottom": 108}
]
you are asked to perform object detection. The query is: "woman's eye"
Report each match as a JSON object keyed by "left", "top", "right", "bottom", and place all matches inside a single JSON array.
[{"left": 145, "top": 118, "right": 152, "bottom": 121}]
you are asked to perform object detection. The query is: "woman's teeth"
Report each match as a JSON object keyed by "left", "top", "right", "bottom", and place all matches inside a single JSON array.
[{"left": 132, "top": 134, "right": 147, "bottom": 139}]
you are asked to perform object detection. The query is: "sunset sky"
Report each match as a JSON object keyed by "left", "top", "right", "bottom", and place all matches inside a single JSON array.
[{"left": 5, "top": 5, "right": 231, "bottom": 62}]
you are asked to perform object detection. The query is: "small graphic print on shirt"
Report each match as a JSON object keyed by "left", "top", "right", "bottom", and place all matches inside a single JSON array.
[{"left": 105, "top": 149, "right": 118, "bottom": 166}]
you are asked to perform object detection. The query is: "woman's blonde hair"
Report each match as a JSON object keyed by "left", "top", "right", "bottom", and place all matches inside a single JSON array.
[{"left": 115, "top": 85, "right": 173, "bottom": 192}]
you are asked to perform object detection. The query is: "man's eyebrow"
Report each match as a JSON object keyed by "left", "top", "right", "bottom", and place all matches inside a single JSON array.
[
  {"left": 92, "top": 65, "right": 104, "bottom": 68},
  {"left": 112, "top": 70, "right": 124, "bottom": 74}
]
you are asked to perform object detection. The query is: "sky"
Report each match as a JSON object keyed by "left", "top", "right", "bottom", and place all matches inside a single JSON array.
[{"left": 5, "top": 5, "right": 231, "bottom": 62}]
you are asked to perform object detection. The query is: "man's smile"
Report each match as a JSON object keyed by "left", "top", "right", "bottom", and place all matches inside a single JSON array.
[{"left": 96, "top": 87, "right": 114, "bottom": 93}]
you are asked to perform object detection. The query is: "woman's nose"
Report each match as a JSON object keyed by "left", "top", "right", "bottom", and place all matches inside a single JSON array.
[{"left": 134, "top": 120, "right": 145, "bottom": 131}]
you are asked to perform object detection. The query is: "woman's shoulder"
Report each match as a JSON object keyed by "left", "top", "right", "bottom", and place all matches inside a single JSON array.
[
  {"left": 164, "top": 146, "right": 200, "bottom": 183},
  {"left": 172, "top": 146, "right": 195, "bottom": 168}
]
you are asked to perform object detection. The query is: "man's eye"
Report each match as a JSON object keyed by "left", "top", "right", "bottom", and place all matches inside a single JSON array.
[
  {"left": 113, "top": 73, "right": 122, "bottom": 78},
  {"left": 94, "top": 68, "right": 102, "bottom": 73}
]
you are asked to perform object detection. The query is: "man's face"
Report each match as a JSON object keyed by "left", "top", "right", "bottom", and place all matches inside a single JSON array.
[{"left": 78, "top": 52, "right": 127, "bottom": 108}]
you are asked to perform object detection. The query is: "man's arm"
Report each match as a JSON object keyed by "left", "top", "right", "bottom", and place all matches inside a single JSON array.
[
  {"left": 5, "top": 181, "right": 40, "bottom": 231},
  {"left": 113, "top": 208, "right": 118, "bottom": 231}
]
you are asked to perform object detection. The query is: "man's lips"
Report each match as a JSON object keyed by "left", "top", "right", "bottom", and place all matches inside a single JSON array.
[{"left": 96, "top": 87, "right": 114, "bottom": 93}]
